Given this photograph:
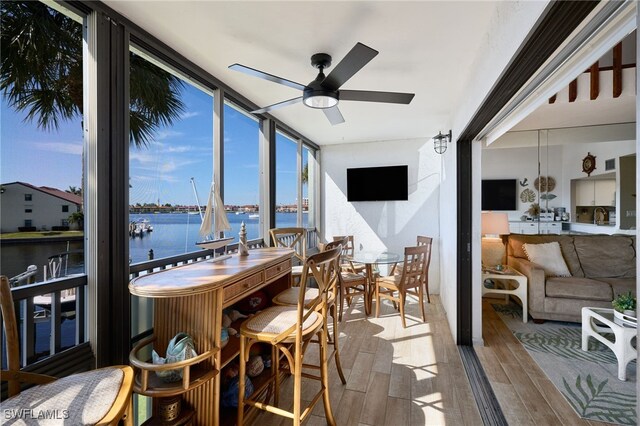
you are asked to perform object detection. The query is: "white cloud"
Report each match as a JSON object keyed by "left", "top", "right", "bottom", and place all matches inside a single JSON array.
[
  {"left": 155, "top": 130, "right": 183, "bottom": 141},
  {"left": 34, "top": 142, "right": 82, "bottom": 155},
  {"left": 180, "top": 111, "right": 200, "bottom": 119}
]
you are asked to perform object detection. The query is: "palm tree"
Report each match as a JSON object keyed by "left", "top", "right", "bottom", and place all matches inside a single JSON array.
[{"left": 1, "top": 1, "right": 185, "bottom": 148}]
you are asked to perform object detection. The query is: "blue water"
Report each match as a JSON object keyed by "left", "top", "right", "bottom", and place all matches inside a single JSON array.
[{"left": 129, "top": 212, "right": 305, "bottom": 263}]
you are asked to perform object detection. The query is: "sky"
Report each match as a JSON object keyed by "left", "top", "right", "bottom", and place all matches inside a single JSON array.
[{"left": 1, "top": 78, "right": 304, "bottom": 206}]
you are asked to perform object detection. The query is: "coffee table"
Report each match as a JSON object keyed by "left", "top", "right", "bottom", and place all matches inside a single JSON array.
[
  {"left": 581, "top": 307, "right": 637, "bottom": 381},
  {"left": 482, "top": 267, "right": 528, "bottom": 323}
]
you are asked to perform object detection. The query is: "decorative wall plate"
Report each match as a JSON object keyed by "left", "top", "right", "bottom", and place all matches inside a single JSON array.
[
  {"left": 520, "top": 188, "right": 536, "bottom": 203},
  {"left": 534, "top": 176, "right": 556, "bottom": 192}
]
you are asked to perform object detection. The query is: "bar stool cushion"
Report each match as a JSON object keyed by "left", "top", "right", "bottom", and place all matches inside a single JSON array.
[
  {"left": 272, "top": 287, "right": 335, "bottom": 307},
  {"left": 243, "top": 306, "right": 320, "bottom": 335},
  {"left": 2, "top": 368, "right": 124, "bottom": 425}
]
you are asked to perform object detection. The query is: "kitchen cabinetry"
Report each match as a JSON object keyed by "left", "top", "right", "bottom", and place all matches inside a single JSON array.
[{"left": 575, "top": 179, "right": 615, "bottom": 206}]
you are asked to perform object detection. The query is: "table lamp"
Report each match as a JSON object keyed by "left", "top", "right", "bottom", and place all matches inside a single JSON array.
[{"left": 481, "top": 212, "right": 510, "bottom": 267}]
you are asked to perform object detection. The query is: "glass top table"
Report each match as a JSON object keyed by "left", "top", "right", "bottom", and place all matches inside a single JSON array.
[
  {"left": 349, "top": 251, "right": 403, "bottom": 265},
  {"left": 346, "top": 251, "right": 403, "bottom": 315}
]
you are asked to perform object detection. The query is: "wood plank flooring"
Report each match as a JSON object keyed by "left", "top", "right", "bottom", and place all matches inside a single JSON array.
[
  {"left": 478, "top": 298, "right": 611, "bottom": 426},
  {"left": 246, "top": 295, "right": 482, "bottom": 425}
]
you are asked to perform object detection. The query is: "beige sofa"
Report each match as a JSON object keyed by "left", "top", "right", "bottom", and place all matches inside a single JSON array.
[{"left": 507, "top": 234, "right": 636, "bottom": 323}]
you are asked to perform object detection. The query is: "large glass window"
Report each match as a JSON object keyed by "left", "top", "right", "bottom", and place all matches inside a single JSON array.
[
  {"left": 275, "top": 131, "right": 299, "bottom": 228},
  {"left": 0, "top": 0, "right": 86, "bottom": 361},
  {"left": 128, "top": 48, "right": 214, "bottom": 263},
  {"left": 223, "top": 101, "right": 260, "bottom": 240},
  {"left": 302, "top": 146, "right": 316, "bottom": 228}
]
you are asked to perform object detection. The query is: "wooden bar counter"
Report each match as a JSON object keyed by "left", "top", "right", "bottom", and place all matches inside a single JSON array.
[{"left": 129, "top": 248, "right": 294, "bottom": 425}]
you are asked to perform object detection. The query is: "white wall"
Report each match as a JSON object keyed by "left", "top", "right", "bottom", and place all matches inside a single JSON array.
[
  {"left": 321, "top": 138, "right": 441, "bottom": 293},
  {"left": 443, "top": 1, "right": 549, "bottom": 342}
]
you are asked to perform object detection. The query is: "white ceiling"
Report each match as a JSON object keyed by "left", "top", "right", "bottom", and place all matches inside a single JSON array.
[{"left": 103, "top": 1, "right": 498, "bottom": 145}]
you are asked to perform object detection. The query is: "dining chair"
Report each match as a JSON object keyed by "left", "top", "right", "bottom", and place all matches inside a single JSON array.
[
  {"left": 0, "top": 276, "right": 134, "bottom": 425},
  {"left": 271, "top": 238, "right": 347, "bottom": 384},
  {"left": 374, "top": 245, "right": 429, "bottom": 328},
  {"left": 332, "top": 235, "right": 365, "bottom": 273},
  {"left": 237, "top": 247, "right": 341, "bottom": 426},
  {"left": 270, "top": 227, "right": 307, "bottom": 285},
  {"left": 416, "top": 236, "right": 433, "bottom": 303}
]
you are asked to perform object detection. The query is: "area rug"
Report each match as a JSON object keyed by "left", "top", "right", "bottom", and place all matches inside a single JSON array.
[{"left": 492, "top": 302, "right": 637, "bottom": 425}]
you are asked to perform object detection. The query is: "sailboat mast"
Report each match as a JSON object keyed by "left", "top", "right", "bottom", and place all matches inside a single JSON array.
[{"left": 190, "top": 177, "right": 205, "bottom": 221}]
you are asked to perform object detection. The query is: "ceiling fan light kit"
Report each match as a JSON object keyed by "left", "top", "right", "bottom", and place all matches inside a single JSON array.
[{"left": 229, "top": 42, "right": 415, "bottom": 125}]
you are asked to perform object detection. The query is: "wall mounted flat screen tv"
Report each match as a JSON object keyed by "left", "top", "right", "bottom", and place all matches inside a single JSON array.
[
  {"left": 347, "top": 165, "right": 408, "bottom": 202},
  {"left": 482, "top": 179, "right": 517, "bottom": 210}
]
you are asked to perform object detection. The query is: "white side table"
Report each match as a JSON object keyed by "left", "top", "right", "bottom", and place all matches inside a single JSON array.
[
  {"left": 482, "top": 268, "right": 528, "bottom": 323},
  {"left": 581, "top": 307, "right": 637, "bottom": 381}
]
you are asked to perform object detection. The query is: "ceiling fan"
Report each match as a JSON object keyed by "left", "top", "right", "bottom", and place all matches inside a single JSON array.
[{"left": 229, "top": 42, "right": 415, "bottom": 125}]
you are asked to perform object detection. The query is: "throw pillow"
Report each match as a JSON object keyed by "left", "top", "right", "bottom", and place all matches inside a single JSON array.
[{"left": 522, "top": 242, "right": 571, "bottom": 277}]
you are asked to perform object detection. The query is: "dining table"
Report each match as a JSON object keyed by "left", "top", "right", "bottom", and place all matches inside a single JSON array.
[{"left": 347, "top": 250, "right": 403, "bottom": 315}]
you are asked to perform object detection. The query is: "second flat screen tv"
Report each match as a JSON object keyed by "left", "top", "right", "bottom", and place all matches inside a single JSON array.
[
  {"left": 482, "top": 179, "right": 517, "bottom": 210},
  {"left": 347, "top": 165, "right": 408, "bottom": 202}
]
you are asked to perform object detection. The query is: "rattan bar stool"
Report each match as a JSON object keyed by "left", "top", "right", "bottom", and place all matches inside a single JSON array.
[
  {"left": 271, "top": 238, "right": 347, "bottom": 384},
  {"left": 237, "top": 248, "right": 341, "bottom": 426}
]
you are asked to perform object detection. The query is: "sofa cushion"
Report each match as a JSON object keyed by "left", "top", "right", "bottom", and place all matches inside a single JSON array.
[
  {"left": 523, "top": 242, "right": 571, "bottom": 277},
  {"left": 508, "top": 235, "right": 583, "bottom": 277},
  {"left": 573, "top": 236, "right": 635, "bottom": 279},
  {"left": 598, "top": 278, "right": 636, "bottom": 298},
  {"left": 545, "top": 277, "right": 613, "bottom": 301}
]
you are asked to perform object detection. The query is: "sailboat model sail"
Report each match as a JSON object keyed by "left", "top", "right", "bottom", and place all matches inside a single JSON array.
[{"left": 191, "top": 178, "right": 233, "bottom": 251}]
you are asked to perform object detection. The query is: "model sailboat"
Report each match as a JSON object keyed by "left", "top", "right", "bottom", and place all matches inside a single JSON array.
[{"left": 191, "top": 178, "right": 233, "bottom": 251}]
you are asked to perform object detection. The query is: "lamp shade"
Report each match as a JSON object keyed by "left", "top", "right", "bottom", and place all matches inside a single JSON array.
[{"left": 481, "top": 212, "right": 510, "bottom": 235}]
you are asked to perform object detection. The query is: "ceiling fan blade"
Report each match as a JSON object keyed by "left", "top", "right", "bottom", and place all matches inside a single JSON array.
[
  {"left": 323, "top": 106, "right": 345, "bottom": 125},
  {"left": 251, "top": 97, "right": 303, "bottom": 114},
  {"left": 340, "top": 90, "right": 415, "bottom": 104},
  {"left": 321, "top": 42, "right": 378, "bottom": 90},
  {"left": 229, "top": 64, "right": 306, "bottom": 91}
]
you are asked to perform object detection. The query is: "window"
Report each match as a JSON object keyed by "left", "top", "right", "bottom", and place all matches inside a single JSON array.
[
  {"left": 128, "top": 48, "right": 214, "bottom": 261},
  {"left": 61, "top": 219, "right": 69, "bottom": 226},
  {"left": 223, "top": 101, "right": 260, "bottom": 240},
  {"left": 62, "top": 205, "right": 69, "bottom": 213},
  {"left": 25, "top": 208, "right": 32, "bottom": 213},
  {"left": 24, "top": 220, "right": 32, "bottom": 227},
  {"left": 275, "top": 131, "right": 299, "bottom": 227},
  {"left": 24, "top": 194, "right": 32, "bottom": 201},
  {"left": 302, "top": 146, "right": 317, "bottom": 228}
]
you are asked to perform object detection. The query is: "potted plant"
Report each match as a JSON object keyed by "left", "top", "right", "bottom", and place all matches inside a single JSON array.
[{"left": 612, "top": 291, "right": 636, "bottom": 325}]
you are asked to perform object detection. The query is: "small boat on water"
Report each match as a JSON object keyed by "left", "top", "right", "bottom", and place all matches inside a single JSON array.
[
  {"left": 248, "top": 213, "right": 259, "bottom": 219},
  {"left": 235, "top": 211, "right": 245, "bottom": 215}
]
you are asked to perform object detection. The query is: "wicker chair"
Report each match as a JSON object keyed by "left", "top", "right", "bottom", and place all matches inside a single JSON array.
[
  {"left": 271, "top": 238, "right": 347, "bottom": 384},
  {"left": 0, "top": 276, "right": 134, "bottom": 425},
  {"left": 374, "top": 245, "right": 429, "bottom": 328},
  {"left": 270, "top": 227, "right": 307, "bottom": 285},
  {"left": 238, "top": 248, "right": 341, "bottom": 426}
]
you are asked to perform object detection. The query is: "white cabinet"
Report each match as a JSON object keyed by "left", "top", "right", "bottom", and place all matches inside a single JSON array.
[
  {"left": 575, "top": 179, "right": 615, "bottom": 206},
  {"left": 509, "top": 221, "right": 562, "bottom": 234},
  {"left": 575, "top": 181, "right": 595, "bottom": 206},
  {"left": 594, "top": 180, "right": 615, "bottom": 206}
]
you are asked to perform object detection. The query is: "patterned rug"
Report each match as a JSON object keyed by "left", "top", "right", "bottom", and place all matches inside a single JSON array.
[{"left": 492, "top": 302, "right": 637, "bottom": 425}]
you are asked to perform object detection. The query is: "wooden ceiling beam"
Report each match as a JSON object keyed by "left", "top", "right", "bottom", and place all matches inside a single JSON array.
[
  {"left": 590, "top": 61, "right": 599, "bottom": 100},
  {"left": 613, "top": 42, "right": 622, "bottom": 98},
  {"left": 548, "top": 94, "right": 556, "bottom": 104}
]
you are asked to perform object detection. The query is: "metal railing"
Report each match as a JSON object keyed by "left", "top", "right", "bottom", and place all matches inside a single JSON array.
[{"left": 6, "top": 275, "right": 87, "bottom": 366}]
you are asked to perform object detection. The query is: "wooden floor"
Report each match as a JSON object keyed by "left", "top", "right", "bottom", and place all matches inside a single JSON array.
[
  {"left": 250, "top": 295, "right": 482, "bottom": 425},
  {"left": 477, "top": 298, "right": 611, "bottom": 426}
]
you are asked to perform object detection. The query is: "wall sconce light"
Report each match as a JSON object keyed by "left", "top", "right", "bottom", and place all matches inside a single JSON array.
[{"left": 433, "top": 130, "right": 452, "bottom": 154}]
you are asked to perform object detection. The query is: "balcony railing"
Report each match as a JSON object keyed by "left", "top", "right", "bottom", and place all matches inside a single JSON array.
[
  {"left": 4, "top": 229, "right": 319, "bottom": 370},
  {"left": 5, "top": 275, "right": 87, "bottom": 367}
]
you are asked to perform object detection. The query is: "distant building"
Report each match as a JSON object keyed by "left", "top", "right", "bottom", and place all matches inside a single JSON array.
[{"left": 0, "top": 182, "right": 82, "bottom": 232}]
